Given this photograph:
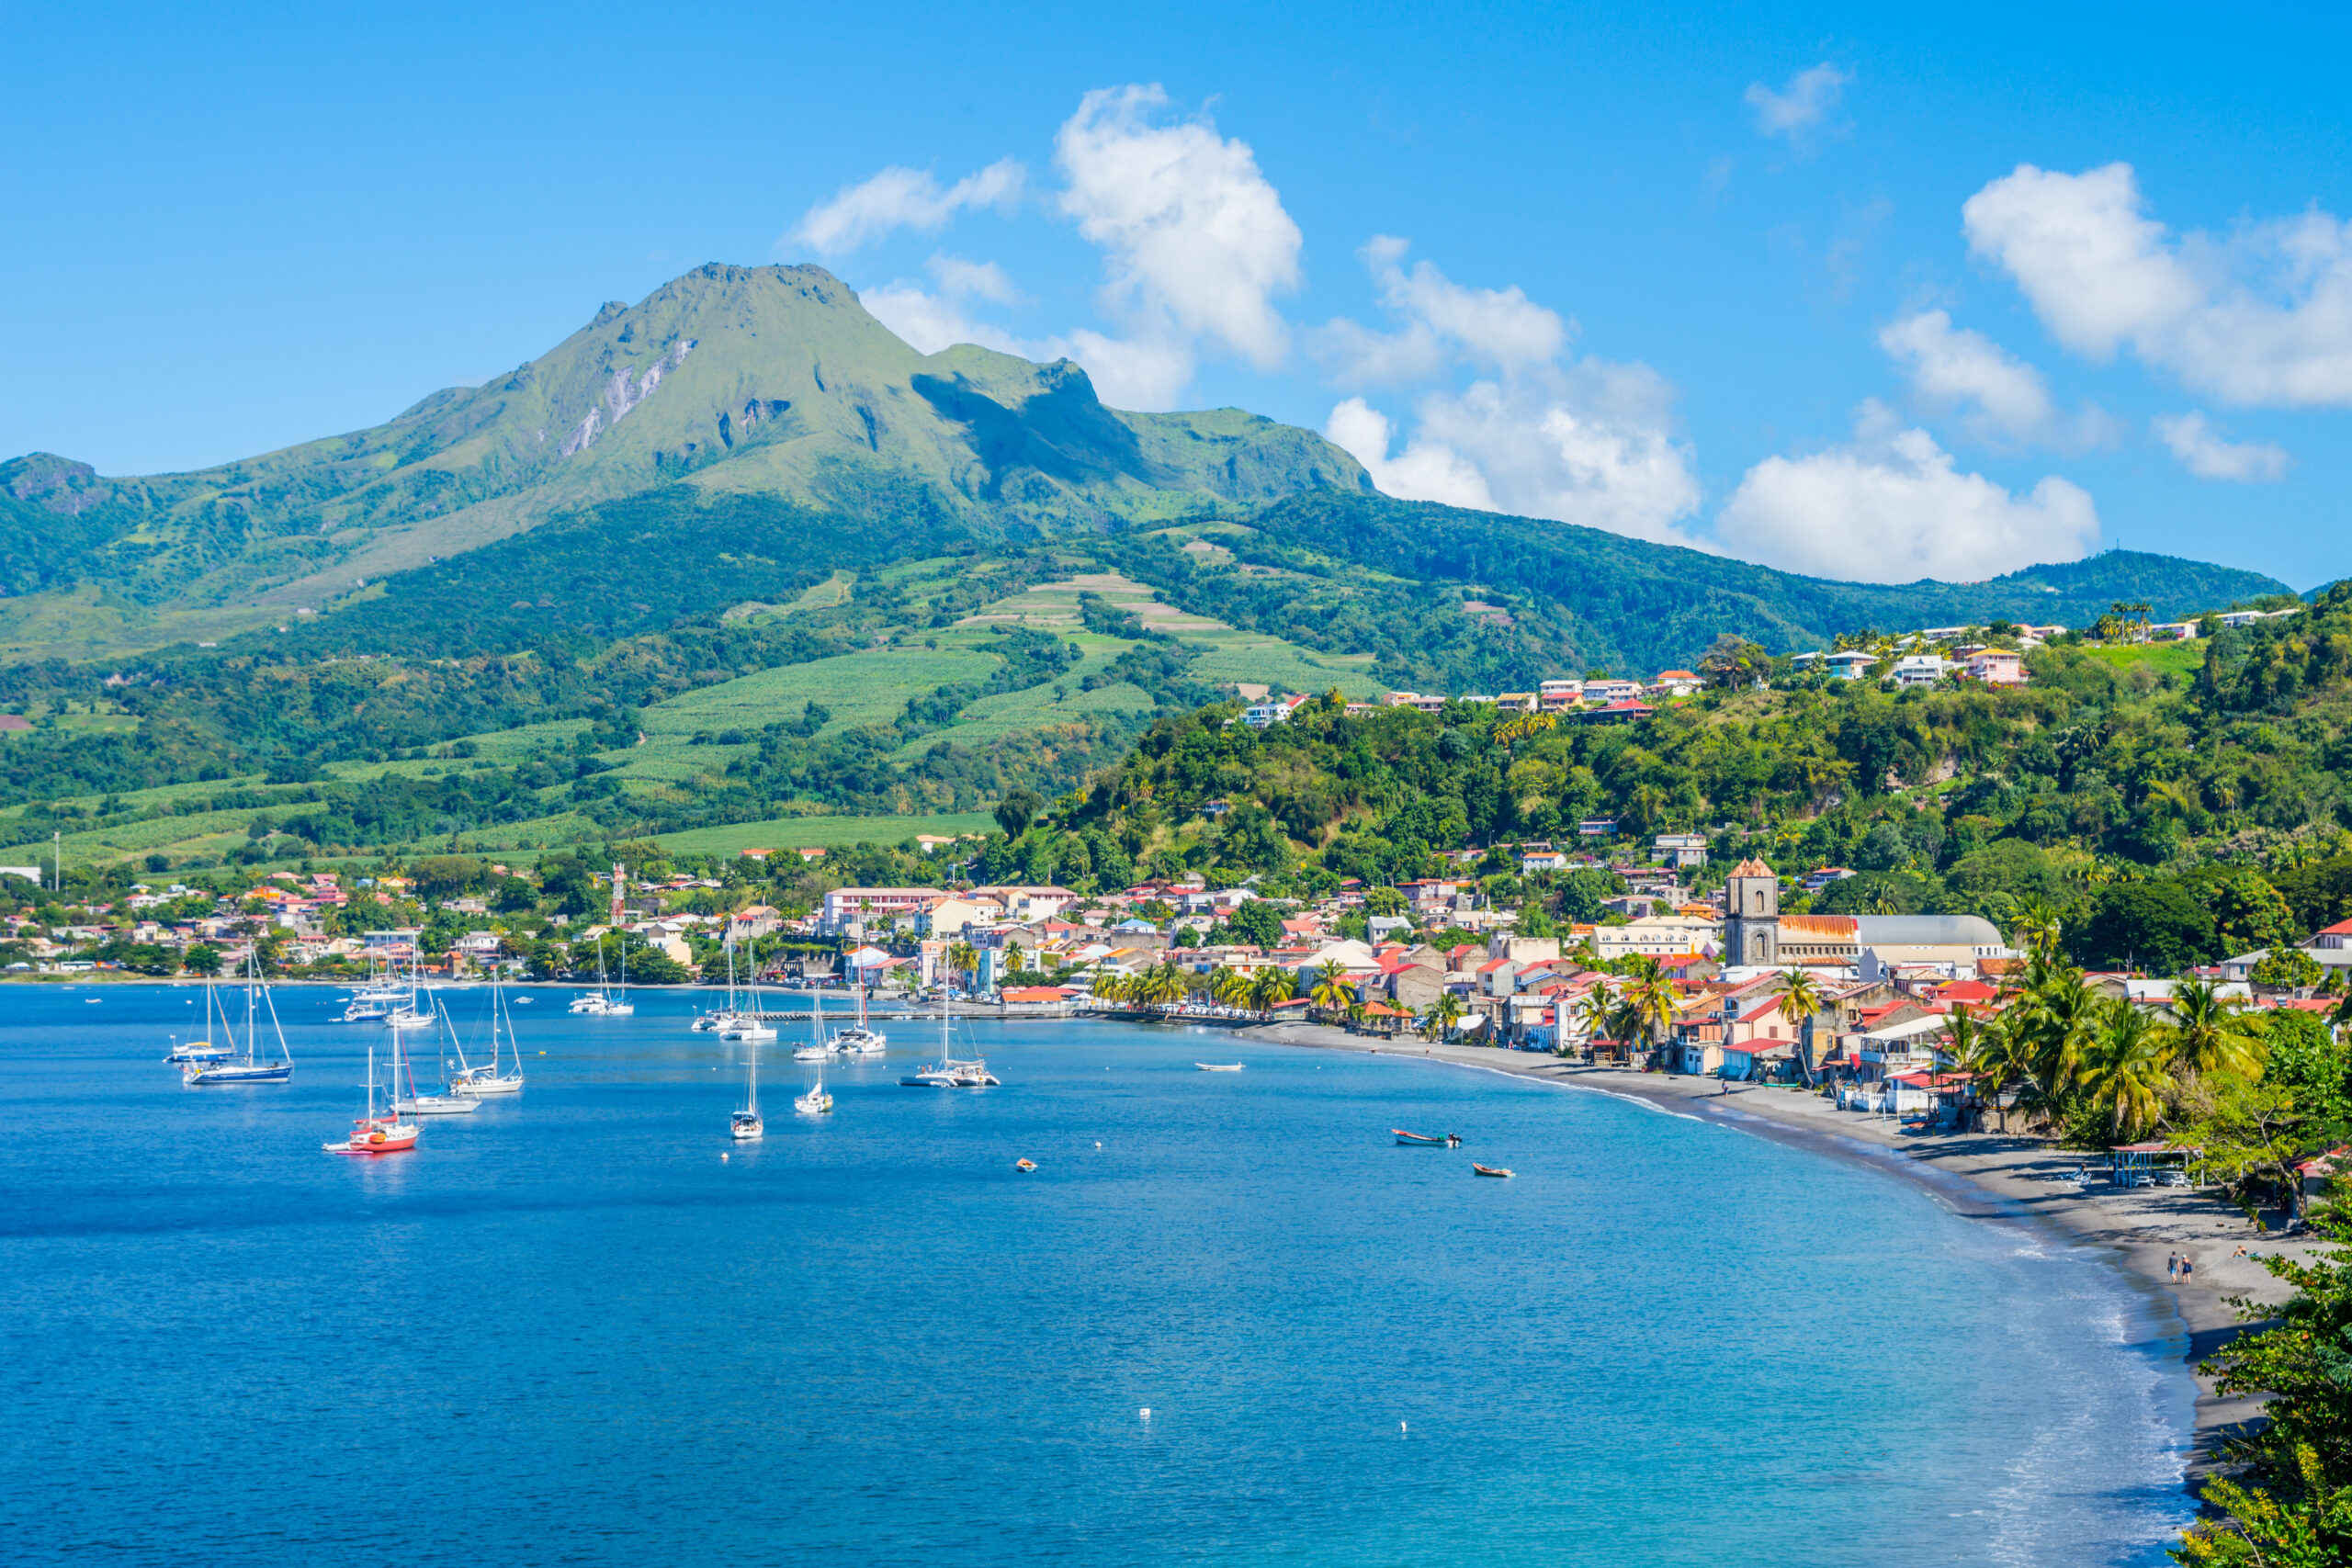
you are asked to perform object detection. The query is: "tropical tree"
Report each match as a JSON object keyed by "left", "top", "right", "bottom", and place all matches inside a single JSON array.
[
  {"left": 948, "top": 939, "right": 978, "bottom": 991},
  {"left": 2075, "top": 996, "right": 2174, "bottom": 1142},
  {"left": 1136, "top": 961, "right": 1187, "bottom": 1011},
  {"left": 1944, "top": 1004, "right": 2025, "bottom": 1132},
  {"left": 1776, "top": 966, "right": 1825, "bottom": 1062},
  {"left": 1307, "top": 964, "right": 1355, "bottom": 1020},
  {"left": 1420, "top": 991, "right": 1468, "bottom": 1043},
  {"left": 1208, "top": 964, "right": 1252, "bottom": 1011},
  {"left": 2166, "top": 977, "right": 2265, "bottom": 1081},
  {"left": 1249, "top": 965, "right": 1295, "bottom": 1016},
  {"left": 1620, "top": 954, "right": 1680, "bottom": 1060}
]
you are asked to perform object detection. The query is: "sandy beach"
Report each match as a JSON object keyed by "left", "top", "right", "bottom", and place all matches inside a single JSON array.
[{"left": 1250, "top": 1017, "right": 2315, "bottom": 1477}]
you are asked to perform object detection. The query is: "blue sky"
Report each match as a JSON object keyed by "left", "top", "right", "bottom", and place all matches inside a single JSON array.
[{"left": 5, "top": 0, "right": 2348, "bottom": 587}]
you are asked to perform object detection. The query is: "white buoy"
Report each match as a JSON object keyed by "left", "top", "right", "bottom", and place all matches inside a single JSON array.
[
  {"left": 1095, "top": 1141, "right": 1102, "bottom": 1149},
  {"left": 1401, "top": 1421, "right": 1408, "bottom": 1434},
  {"left": 1140, "top": 1406, "right": 1151, "bottom": 1419},
  {"left": 720, "top": 1153, "right": 729, "bottom": 1161}
]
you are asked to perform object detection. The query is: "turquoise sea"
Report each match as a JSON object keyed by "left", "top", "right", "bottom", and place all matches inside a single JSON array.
[{"left": 0, "top": 984, "right": 2196, "bottom": 1565}]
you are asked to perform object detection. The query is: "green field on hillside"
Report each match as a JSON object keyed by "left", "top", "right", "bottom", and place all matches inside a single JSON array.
[{"left": 649, "top": 811, "right": 997, "bottom": 857}]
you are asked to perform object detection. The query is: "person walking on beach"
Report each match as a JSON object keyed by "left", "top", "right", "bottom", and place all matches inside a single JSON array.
[
  {"left": 2180, "top": 1255, "right": 2193, "bottom": 1283},
  {"left": 2167, "top": 1252, "right": 2178, "bottom": 1279}
]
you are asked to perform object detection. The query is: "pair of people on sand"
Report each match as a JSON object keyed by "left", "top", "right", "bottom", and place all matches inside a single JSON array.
[{"left": 2167, "top": 1252, "right": 2195, "bottom": 1282}]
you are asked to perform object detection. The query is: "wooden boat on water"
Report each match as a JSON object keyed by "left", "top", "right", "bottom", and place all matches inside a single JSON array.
[
  {"left": 1014, "top": 1158, "right": 1036, "bottom": 1172},
  {"left": 1393, "top": 1129, "right": 1446, "bottom": 1145},
  {"left": 1472, "top": 1164, "right": 1514, "bottom": 1179},
  {"left": 1195, "top": 1062, "right": 1244, "bottom": 1072}
]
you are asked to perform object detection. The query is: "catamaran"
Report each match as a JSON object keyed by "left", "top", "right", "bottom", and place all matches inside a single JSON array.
[
  {"left": 183, "top": 961, "right": 295, "bottom": 1084},
  {"left": 831, "top": 969, "right": 886, "bottom": 1055},
  {"left": 391, "top": 1001, "right": 481, "bottom": 1115},
  {"left": 899, "top": 980, "right": 996, "bottom": 1088},
  {"left": 449, "top": 978, "right": 525, "bottom": 1096},
  {"left": 324, "top": 1043, "right": 419, "bottom": 1155},
  {"left": 731, "top": 1032, "right": 764, "bottom": 1140}
]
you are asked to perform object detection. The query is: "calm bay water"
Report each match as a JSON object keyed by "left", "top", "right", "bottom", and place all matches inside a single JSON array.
[{"left": 1, "top": 983, "right": 2195, "bottom": 1565}]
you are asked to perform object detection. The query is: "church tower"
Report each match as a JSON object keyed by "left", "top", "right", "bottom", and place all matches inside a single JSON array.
[{"left": 1724, "top": 858, "right": 1780, "bottom": 966}]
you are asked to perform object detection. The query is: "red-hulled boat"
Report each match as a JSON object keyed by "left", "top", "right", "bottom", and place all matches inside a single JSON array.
[{"left": 1393, "top": 1129, "right": 1446, "bottom": 1145}]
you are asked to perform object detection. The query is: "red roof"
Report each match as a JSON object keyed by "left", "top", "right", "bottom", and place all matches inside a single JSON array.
[
  {"left": 1476, "top": 958, "right": 1512, "bottom": 973},
  {"left": 1270, "top": 996, "right": 1312, "bottom": 1009},
  {"left": 2318, "top": 919, "right": 2352, "bottom": 937},
  {"left": 1000, "top": 987, "right": 1074, "bottom": 1002}
]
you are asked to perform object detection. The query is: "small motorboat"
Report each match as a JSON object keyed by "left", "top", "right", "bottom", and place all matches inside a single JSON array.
[
  {"left": 1014, "top": 1158, "right": 1037, "bottom": 1172},
  {"left": 1393, "top": 1129, "right": 1446, "bottom": 1145},
  {"left": 1195, "top": 1062, "right": 1244, "bottom": 1072},
  {"left": 1472, "top": 1164, "right": 1514, "bottom": 1179}
]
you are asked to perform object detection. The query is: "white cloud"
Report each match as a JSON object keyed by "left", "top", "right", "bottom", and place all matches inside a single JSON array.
[
  {"left": 1315, "top": 242, "right": 1702, "bottom": 545},
  {"left": 1963, "top": 162, "right": 2352, "bottom": 407},
  {"left": 1325, "top": 397, "right": 1496, "bottom": 512},
  {"left": 860, "top": 254, "right": 1041, "bottom": 357},
  {"left": 1745, "top": 63, "right": 1852, "bottom": 140},
  {"left": 2153, "top": 412, "right": 2291, "bottom": 482},
  {"left": 786, "top": 159, "right": 1025, "bottom": 255},
  {"left": 1048, "top": 329, "right": 1195, "bottom": 409},
  {"left": 1053, "top": 84, "right": 1304, "bottom": 389},
  {"left": 1312, "top": 236, "right": 1566, "bottom": 384},
  {"left": 1877, "top": 309, "right": 2116, "bottom": 449},
  {"left": 1720, "top": 401, "right": 2100, "bottom": 582}
]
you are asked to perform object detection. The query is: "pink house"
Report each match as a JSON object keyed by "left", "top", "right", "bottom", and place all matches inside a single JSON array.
[{"left": 1963, "top": 650, "right": 2027, "bottom": 686}]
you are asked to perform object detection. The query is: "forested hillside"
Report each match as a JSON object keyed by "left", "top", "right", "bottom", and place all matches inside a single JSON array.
[{"left": 942, "top": 581, "right": 2352, "bottom": 976}]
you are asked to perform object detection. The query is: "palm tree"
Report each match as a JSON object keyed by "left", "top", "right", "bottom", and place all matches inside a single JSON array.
[
  {"left": 1620, "top": 955, "right": 1679, "bottom": 1062},
  {"left": 2165, "top": 976, "right": 2264, "bottom": 1081},
  {"left": 2013, "top": 900, "right": 2064, "bottom": 964},
  {"left": 1307, "top": 964, "right": 1355, "bottom": 1021},
  {"left": 1249, "top": 965, "right": 1295, "bottom": 1016},
  {"left": 1776, "top": 966, "right": 1825, "bottom": 1068},
  {"left": 1135, "top": 962, "right": 1186, "bottom": 1011},
  {"left": 1942, "top": 1003, "right": 2017, "bottom": 1131},
  {"left": 1209, "top": 964, "right": 1252, "bottom": 1011},
  {"left": 2076, "top": 996, "right": 2173, "bottom": 1142},
  {"left": 1092, "top": 971, "right": 1133, "bottom": 1007},
  {"left": 948, "top": 939, "right": 978, "bottom": 992},
  {"left": 1420, "top": 991, "right": 1467, "bottom": 1043}
]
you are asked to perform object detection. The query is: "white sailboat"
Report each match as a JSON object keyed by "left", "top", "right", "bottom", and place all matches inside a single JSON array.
[
  {"left": 184, "top": 959, "right": 295, "bottom": 1084},
  {"left": 570, "top": 942, "right": 635, "bottom": 1016},
  {"left": 381, "top": 953, "right": 433, "bottom": 1030},
  {"left": 791, "top": 998, "right": 832, "bottom": 1064},
  {"left": 394, "top": 1001, "right": 481, "bottom": 1115},
  {"left": 449, "top": 979, "right": 525, "bottom": 1096},
  {"left": 899, "top": 978, "right": 997, "bottom": 1088},
  {"left": 731, "top": 1032, "right": 764, "bottom": 1140},
  {"left": 831, "top": 965, "right": 886, "bottom": 1055},
  {"left": 793, "top": 1021, "right": 833, "bottom": 1115},
  {"left": 694, "top": 934, "right": 744, "bottom": 1032},
  {"left": 721, "top": 935, "right": 776, "bottom": 1043}
]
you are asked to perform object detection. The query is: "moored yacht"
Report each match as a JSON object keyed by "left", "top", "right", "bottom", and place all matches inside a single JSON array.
[
  {"left": 184, "top": 962, "right": 295, "bottom": 1085},
  {"left": 325, "top": 1044, "right": 419, "bottom": 1155},
  {"left": 731, "top": 1031, "right": 764, "bottom": 1140},
  {"left": 449, "top": 979, "right": 525, "bottom": 1097}
]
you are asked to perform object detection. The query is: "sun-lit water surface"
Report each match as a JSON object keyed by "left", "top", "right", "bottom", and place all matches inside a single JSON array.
[{"left": 0, "top": 983, "right": 2196, "bottom": 1565}]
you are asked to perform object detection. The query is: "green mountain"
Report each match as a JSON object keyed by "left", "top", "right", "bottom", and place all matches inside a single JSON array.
[{"left": 0, "top": 263, "right": 1370, "bottom": 618}]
